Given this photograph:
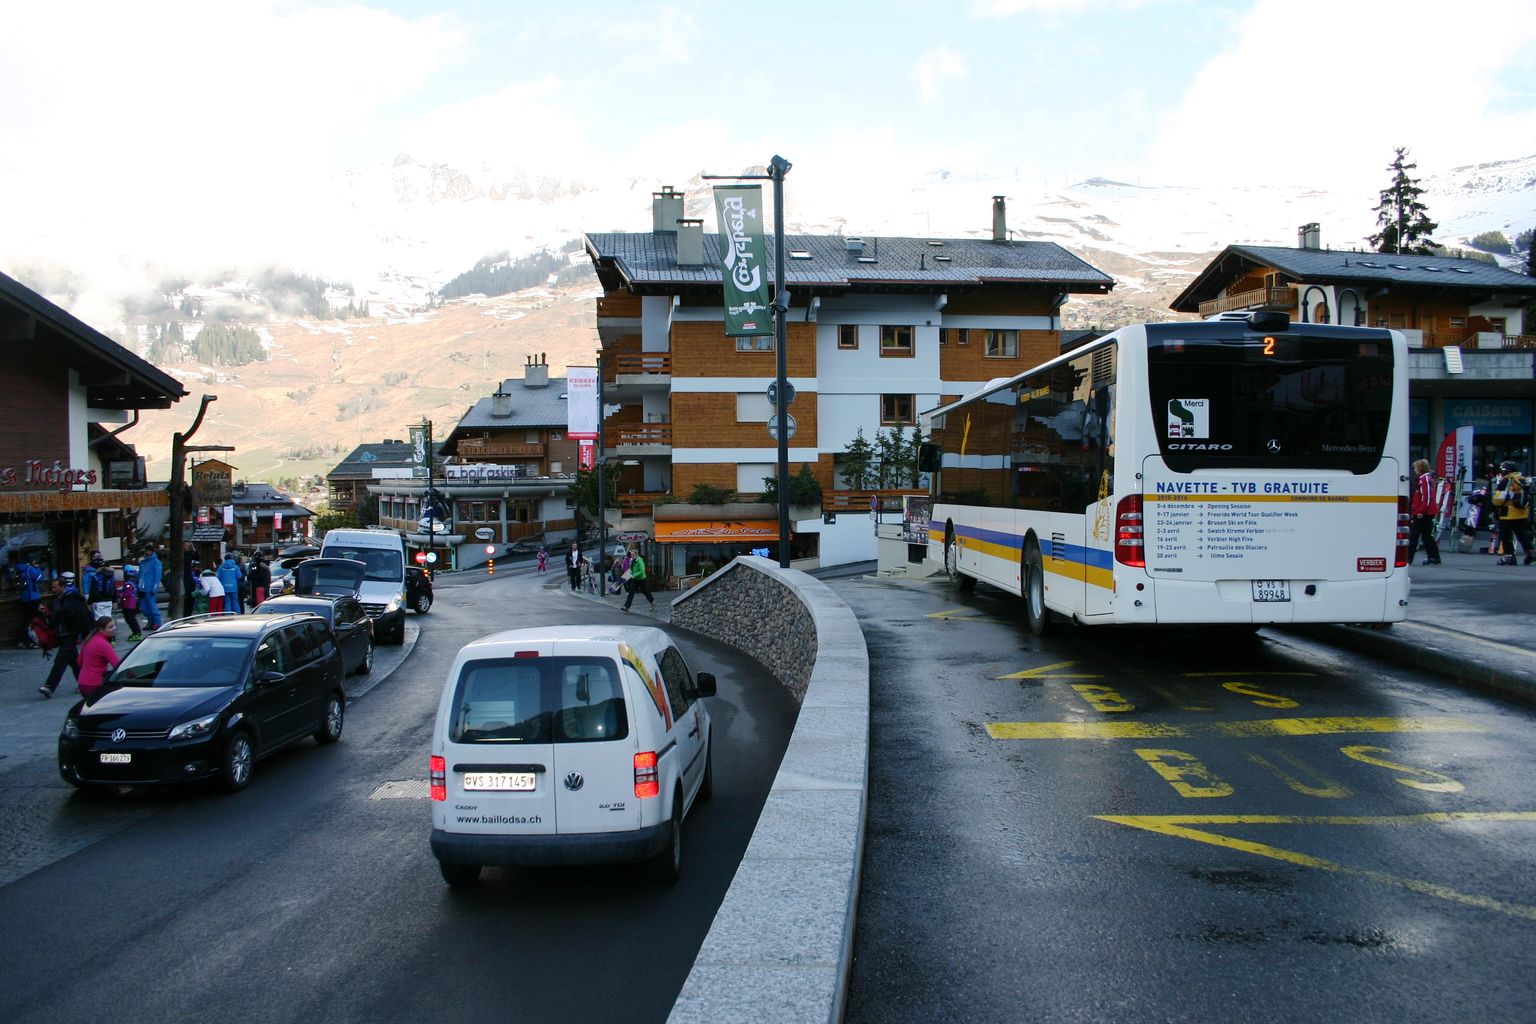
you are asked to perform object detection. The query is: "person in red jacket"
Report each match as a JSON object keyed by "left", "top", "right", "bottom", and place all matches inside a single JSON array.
[
  {"left": 76, "top": 616, "right": 122, "bottom": 703},
  {"left": 1408, "top": 458, "right": 1447, "bottom": 565}
]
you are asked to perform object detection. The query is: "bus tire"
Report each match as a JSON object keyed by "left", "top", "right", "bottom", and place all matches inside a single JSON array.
[
  {"left": 945, "top": 524, "right": 974, "bottom": 592},
  {"left": 1023, "top": 542, "right": 1049, "bottom": 636}
]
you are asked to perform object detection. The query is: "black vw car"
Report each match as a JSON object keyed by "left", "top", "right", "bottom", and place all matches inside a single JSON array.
[
  {"left": 58, "top": 613, "right": 346, "bottom": 793},
  {"left": 254, "top": 558, "right": 375, "bottom": 675}
]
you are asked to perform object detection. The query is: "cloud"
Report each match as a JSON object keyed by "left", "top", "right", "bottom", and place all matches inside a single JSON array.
[
  {"left": 969, "top": 0, "right": 1127, "bottom": 15},
  {"left": 913, "top": 46, "right": 970, "bottom": 105}
]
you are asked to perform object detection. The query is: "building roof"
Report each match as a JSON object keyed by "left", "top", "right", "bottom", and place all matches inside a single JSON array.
[
  {"left": 584, "top": 232, "right": 1114, "bottom": 294},
  {"left": 229, "top": 481, "right": 314, "bottom": 518},
  {"left": 328, "top": 440, "right": 422, "bottom": 481},
  {"left": 1171, "top": 244, "right": 1536, "bottom": 312},
  {"left": 0, "top": 269, "right": 187, "bottom": 410},
  {"left": 446, "top": 377, "right": 571, "bottom": 437}
]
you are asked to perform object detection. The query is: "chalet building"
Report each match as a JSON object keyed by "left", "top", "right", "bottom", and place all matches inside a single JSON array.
[
  {"left": 1172, "top": 224, "right": 1536, "bottom": 468},
  {"left": 326, "top": 439, "right": 418, "bottom": 514},
  {"left": 229, "top": 480, "right": 313, "bottom": 555},
  {"left": 584, "top": 189, "right": 1114, "bottom": 577},
  {"left": 0, "top": 270, "right": 186, "bottom": 636},
  {"left": 364, "top": 356, "right": 578, "bottom": 570}
]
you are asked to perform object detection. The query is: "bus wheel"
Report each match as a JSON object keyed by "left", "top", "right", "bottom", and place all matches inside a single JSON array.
[
  {"left": 1024, "top": 543, "right": 1049, "bottom": 636},
  {"left": 945, "top": 525, "right": 974, "bottom": 592}
]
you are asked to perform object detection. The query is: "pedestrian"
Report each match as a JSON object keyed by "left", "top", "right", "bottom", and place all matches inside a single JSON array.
[
  {"left": 83, "top": 551, "right": 116, "bottom": 623},
  {"left": 138, "top": 544, "right": 164, "bottom": 632},
  {"left": 14, "top": 554, "right": 44, "bottom": 648},
  {"left": 248, "top": 556, "right": 271, "bottom": 606},
  {"left": 199, "top": 569, "right": 226, "bottom": 613},
  {"left": 537, "top": 547, "right": 548, "bottom": 574},
  {"left": 182, "top": 558, "right": 200, "bottom": 618},
  {"left": 1408, "top": 459, "right": 1446, "bottom": 565},
  {"left": 567, "top": 543, "right": 582, "bottom": 591},
  {"left": 621, "top": 546, "right": 654, "bottom": 612},
  {"left": 119, "top": 564, "right": 143, "bottom": 641},
  {"left": 217, "top": 552, "right": 245, "bottom": 614},
  {"left": 39, "top": 573, "right": 91, "bottom": 698},
  {"left": 75, "top": 615, "right": 121, "bottom": 703},
  {"left": 1491, "top": 460, "right": 1534, "bottom": 566}
]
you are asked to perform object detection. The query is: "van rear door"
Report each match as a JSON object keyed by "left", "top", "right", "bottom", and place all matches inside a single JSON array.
[{"left": 550, "top": 653, "right": 640, "bottom": 834}]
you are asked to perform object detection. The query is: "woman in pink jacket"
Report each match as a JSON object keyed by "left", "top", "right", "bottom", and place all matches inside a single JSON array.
[{"left": 76, "top": 616, "right": 122, "bottom": 703}]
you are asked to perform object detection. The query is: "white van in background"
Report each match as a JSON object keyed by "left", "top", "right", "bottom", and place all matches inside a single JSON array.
[
  {"left": 429, "top": 624, "right": 717, "bottom": 887},
  {"left": 319, "top": 528, "right": 408, "bottom": 645}
]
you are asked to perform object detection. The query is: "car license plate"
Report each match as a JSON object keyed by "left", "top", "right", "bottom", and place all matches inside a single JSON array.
[
  {"left": 463, "top": 772, "right": 536, "bottom": 792},
  {"left": 1252, "top": 580, "right": 1291, "bottom": 603},
  {"left": 99, "top": 752, "right": 132, "bottom": 764}
]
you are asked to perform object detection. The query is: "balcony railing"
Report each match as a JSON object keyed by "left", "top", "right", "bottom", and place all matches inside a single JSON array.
[
  {"left": 455, "top": 440, "right": 545, "bottom": 458},
  {"left": 1196, "top": 287, "right": 1298, "bottom": 318},
  {"left": 615, "top": 492, "right": 666, "bottom": 515},
  {"left": 613, "top": 352, "right": 672, "bottom": 375},
  {"left": 823, "top": 488, "right": 928, "bottom": 513},
  {"left": 612, "top": 424, "right": 672, "bottom": 447},
  {"left": 1414, "top": 332, "right": 1536, "bottom": 350}
]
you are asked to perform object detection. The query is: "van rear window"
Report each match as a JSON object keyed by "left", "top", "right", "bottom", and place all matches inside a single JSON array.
[{"left": 449, "top": 657, "right": 628, "bottom": 744}]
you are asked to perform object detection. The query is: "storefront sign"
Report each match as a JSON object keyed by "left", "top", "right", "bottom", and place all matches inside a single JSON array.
[
  {"left": 0, "top": 488, "right": 167, "bottom": 514},
  {"left": 1445, "top": 399, "right": 1533, "bottom": 434},
  {"left": 655, "top": 520, "right": 779, "bottom": 543},
  {"left": 0, "top": 461, "right": 98, "bottom": 487},
  {"left": 444, "top": 463, "right": 526, "bottom": 482},
  {"left": 474, "top": 527, "right": 496, "bottom": 540}
]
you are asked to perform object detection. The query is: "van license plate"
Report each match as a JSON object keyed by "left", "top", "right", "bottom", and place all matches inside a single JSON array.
[
  {"left": 1252, "top": 580, "right": 1291, "bottom": 603},
  {"left": 463, "top": 772, "right": 536, "bottom": 792},
  {"left": 100, "top": 752, "right": 132, "bottom": 764}
]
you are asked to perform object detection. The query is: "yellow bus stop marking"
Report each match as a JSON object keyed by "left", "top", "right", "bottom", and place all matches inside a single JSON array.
[
  {"left": 1096, "top": 812, "right": 1536, "bottom": 921},
  {"left": 997, "top": 660, "right": 1104, "bottom": 680},
  {"left": 925, "top": 607, "right": 1009, "bottom": 625},
  {"left": 986, "top": 715, "right": 1484, "bottom": 740}
]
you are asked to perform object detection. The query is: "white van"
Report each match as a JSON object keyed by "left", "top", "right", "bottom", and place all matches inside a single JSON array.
[
  {"left": 428, "top": 624, "right": 717, "bottom": 886},
  {"left": 319, "top": 528, "right": 408, "bottom": 645}
]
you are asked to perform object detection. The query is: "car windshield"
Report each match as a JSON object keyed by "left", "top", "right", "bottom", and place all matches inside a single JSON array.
[
  {"left": 324, "top": 547, "right": 402, "bottom": 582},
  {"left": 111, "top": 635, "right": 255, "bottom": 687}
]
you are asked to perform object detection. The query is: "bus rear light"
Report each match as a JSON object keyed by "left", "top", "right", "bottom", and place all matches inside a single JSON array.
[
  {"left": 634, "top": 751, "right": 659, "bottom": 798},
  {"left": 429, "top": 755, "right": 446, "bottom": 801},
  {"left": 1115, "top": 495, "right": 1146, "bottom": 567},
  {"left": 1395, "top": 496, "right": 1411, "bottom": 567}
]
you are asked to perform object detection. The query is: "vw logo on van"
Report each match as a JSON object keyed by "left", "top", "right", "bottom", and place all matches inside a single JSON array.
[
  {"left": 563, "top": 772, "right": 585, "bottom": 792},
  {"left": 111, "top": 728, "right": 127, "bottom": 743}
]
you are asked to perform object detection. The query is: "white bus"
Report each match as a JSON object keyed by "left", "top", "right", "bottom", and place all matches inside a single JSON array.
[{"left": 922, "top": 312, "right": 1410, "bottom": 633}]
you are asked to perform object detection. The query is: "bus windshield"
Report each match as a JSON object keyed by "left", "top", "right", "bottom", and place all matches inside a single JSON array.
[{"left": 1145, "top": 325, "right": 1394, "bottom": 473}]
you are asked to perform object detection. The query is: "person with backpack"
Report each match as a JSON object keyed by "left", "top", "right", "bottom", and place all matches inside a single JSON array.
[
  {"left": 137, "top": 545, "right": 164, "bottom": 632},
  {"left": 119, "top": 564, "right": 143, "bottom": 641},
  {"left": 620, "top": 545, "right": 654, "bottom": 612},
  {"left": 83, "top": 552, "right": 116, "bottom": 623},
  {"left": 216, "top": 553, "right": 245, "bottom": 614},
  {"left": 1491, "top": 460, "right": 1533, "bottom": 566},
  {"left": 247, "top": 556, "right": 271, "bottom": 607},
  {"left": 1408, "top": 459, "right": 1447, "bottom": 565},
  {"left": 39, "top": 573, "right": 92, "bottom": 698},
  {"left": 14, "top": 555, "right": 44, "bottom": 648}
]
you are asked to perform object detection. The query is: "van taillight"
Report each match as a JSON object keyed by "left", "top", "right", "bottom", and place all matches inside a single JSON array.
[
  {"left": 1395, "top": 496, "right": 1411, "bottom": 567},
  {"left": 430, "top": 755, "right": 446, "bottom": 801},
  {"left": 634, "top": 751, "right": 659, "bottom": 799},
  {"left": 1115, "top": 495, "right": 1145, "bottom": 567}
]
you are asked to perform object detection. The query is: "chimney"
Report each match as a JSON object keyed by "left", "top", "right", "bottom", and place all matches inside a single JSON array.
[
  {"left": 677, "top": 218, "right": 704, "bottom": 266},
  {"left": 526, "top": 351, "right": 549, "bottom": 388},
  {"left": 491, "top": 387, "right": 512, "bottom": 417},
  {"left": 652, "top": 186, "right": 684, "bottom": 233},
  {"left": 992, "top": 196, "right": 1007, "bottom": 242},
  {"left": 845, "top": 236, "right": 865, "bottom": 252},
  {"left": 1298, "top": 222, "right": 1321, "bottom": 250}
]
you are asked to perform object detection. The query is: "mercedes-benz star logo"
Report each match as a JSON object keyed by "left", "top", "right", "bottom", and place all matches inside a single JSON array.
[
  {"left": 1267, "top": 439, "right": 1282, "bottom": 453},
  {"left": 111, "top": 728, "right": 127, "bottom": 742},
  {"left": 563, "top": 772, "right": 585, "bottom": 792}
]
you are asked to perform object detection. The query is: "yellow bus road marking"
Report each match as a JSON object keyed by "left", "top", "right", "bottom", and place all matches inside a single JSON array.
[
  {"left": 925, "top": 607, "right": 1010, "bottom": 624},
  {"left": 986, "top": 715, "right": 1484, "bottom": 740},
  {"left": 1181, "top": 671, "right": 1316, "bottom": 678},
  {"left": 997, "top": 660, "right": 1104, "bottom": 680},
  {"left": 1096, "top": 812, "right": 1536, "bottom": 921}
]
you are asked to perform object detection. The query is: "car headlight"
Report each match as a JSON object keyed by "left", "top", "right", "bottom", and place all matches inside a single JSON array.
[
  {"left": 385, "top": 593, "right": 404, "bottom": 613},
  {"left": 62, "top": 717, "right": 78, "bottom": 740},
  {"left": 168, "top": 713, "right": 220, "bottom": 742}
]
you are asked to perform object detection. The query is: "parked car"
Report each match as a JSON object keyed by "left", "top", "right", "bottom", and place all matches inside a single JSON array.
[
  {"left": 253, "top": 595, "right": 374, "bottom": 676},
  {"left": 320, "top": 528, "right": 408, "bottom": 646},
  {"left": 406, "top": 565, "right": 433, "bottom": 614},
  {"left": 429, "top": 624, "right": 716, "bottom": 887},
  {"left": 58, "top": 612, "right": 347, "bottom": 793}
]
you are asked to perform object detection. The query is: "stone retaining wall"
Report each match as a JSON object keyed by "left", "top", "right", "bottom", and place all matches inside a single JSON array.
[{"left": 670, "top": 557, "right": 817, "bottom": 703}]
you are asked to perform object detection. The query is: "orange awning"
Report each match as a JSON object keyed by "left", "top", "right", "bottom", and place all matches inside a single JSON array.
[{"left": 654, "top": 520, "right": 779, "bottom": 543}]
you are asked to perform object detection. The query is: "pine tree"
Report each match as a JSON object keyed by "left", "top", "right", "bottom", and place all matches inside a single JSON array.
[
  {"left": 840, "top": 428, "right": 876, "bottom": 490},
  {"left": 1368, "top": 147, "right": 1438, "bottom": 255}
]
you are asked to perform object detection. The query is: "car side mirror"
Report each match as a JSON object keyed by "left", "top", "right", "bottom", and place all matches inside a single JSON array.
[
  {"left": 695, "top": 671, "right": 717, "bottom": 698},
  {"left": 257, "top": 670, "right": 286, "bottom": 686}
]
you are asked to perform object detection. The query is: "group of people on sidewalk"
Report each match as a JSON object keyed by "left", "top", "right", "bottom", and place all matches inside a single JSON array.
[
  {"left": 1410, "top": 458, "right": 1532, "bottom": 567},
  {"left": 30, "top": 546, "right": 166, "bottom": 699},
  {"left": 563, "top": 542, "right": 656, "bottom": 611}
]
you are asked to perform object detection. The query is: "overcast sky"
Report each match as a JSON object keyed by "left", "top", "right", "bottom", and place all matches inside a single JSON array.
[{"left": 3, "top": 0, "right": 1533, "bottom": 296}]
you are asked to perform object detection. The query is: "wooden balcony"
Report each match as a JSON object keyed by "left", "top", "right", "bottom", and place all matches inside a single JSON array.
[
  {"left": 596, "top": 293, "right": 642, "bottom": 318},
  {"left": 615, "top": 492, "right": 666, "bottom": 515},
  {"left": 1197, "top": 287, "right": 1298, "bottom": 318},
  {"left": 455, "top": 440, "right": 545, "bottom": 458},
  {"left": 613, "top": 352, "right": 672, "bottom": 375},
  {"left": 823, "top": 488, "right": 928, "bottom": 513},
  {"left": 611, "top": 424, "right": 672, "bottom": 447},
  {"left": 1412, "top": 332, "right": 1536, "bottom": 350}
]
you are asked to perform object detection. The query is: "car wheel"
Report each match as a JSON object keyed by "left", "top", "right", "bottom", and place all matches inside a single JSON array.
[
  {"left": 945, "top": 524, "right": 975, "bottom": 592},
  {"left": 386, "top": 622, "right": 405, "bottom": 646},
  {"left": 221, "top": 731, "right": 254, "bottom": 792},
  {"left": 315, "top": 692, "right": 345, "bottom": 744},
  {"left": 440, "top": 862, "right": 481, "bottom": 887},
  {"left": 413, "top": 593, "right": 432, "bottom": 614},
  {"left": 646, "top": 791, "right": 683, "bottom": 884},
  {"left": 356, "top": 641, "right": 373, "bottom": 675},
  {"left": 698, "top": 736, "right": 714, "bottom": 802},
  {"left": 1024, "top": 542, "right": 1050, "bottom": 637}
]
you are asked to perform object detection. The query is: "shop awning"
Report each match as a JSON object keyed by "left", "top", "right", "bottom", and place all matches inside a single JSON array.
[{"left": 654, "top": 520, "right": 779, "bottom": 543}]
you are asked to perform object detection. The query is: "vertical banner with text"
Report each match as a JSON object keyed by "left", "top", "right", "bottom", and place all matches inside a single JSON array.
[
  {"left": 409, "top": 425, "right": 428, "bottom": 479},
  {"left": 713, "top": 184, "right": 771, "bottom": 337},
  {"left": 567, "top": 366, "right": 598, "bottom": 441},
  {"left": 578, "top": 440, "right": 596, "bottom": 471}
]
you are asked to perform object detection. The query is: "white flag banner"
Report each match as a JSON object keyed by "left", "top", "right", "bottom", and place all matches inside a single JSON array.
[
  {"left": 567, "top": 366, "right": 598, "bottom": 440},
  {"left": 222, "top": 504, "right": 235, "bottom": 526}
]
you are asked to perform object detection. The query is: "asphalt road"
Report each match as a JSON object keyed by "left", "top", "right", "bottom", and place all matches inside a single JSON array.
[
  {"left": 837, "top": 574, "right": 1536, "bottom": 1024},
  {"left": 0, "top": 568, "right": 797, "bottom": 1024}
]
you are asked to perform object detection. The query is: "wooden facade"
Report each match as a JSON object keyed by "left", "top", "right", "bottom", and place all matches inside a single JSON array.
[{"left": 671, "top": 392, "right": 819, "bottom": 449}]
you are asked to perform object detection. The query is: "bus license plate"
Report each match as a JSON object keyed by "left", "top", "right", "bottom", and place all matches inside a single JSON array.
[
  {"left": 1252, "top": 580, "right": 1291, "bottom": 603},
  {"left": 463, "top": 772, "right": 536, "bottom": 792},
  {"left": 100, "top": 752, "right": 132, "bottom": 764}
]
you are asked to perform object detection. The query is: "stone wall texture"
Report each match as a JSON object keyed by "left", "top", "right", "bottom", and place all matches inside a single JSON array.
[{"left": 670, "top": 558, "right": 817, "bottom": 703}]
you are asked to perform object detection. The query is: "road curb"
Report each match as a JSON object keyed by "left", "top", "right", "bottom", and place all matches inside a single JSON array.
[{"left": 1287, "top": 622, "right": 1536, "bottom": 707}]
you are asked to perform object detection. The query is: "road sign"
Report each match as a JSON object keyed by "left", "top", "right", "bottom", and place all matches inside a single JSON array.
[
  {"left": 425, "top": 552, "right": 438, "bottom": 564},
  {"left": 485, "top": 545, "right": 496, "bottom": 555},
  {"left": 414, "top": 552, "right": 428, "bottom": 565},
  {"left": 767, "top": 381, "right": 796, "bottom": 407},
  {"left": 767, "top": 413, "right": 797, "bottom": 441}
]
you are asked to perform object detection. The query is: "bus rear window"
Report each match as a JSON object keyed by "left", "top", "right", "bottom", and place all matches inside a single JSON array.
[{"left": 1146, "top": 327, "right": 1394, "bottom": 473}]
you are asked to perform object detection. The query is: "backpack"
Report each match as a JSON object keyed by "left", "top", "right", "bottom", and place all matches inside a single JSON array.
[
  {"left": 88, "top": 569, "right": 116, "bottom": 603},
  {"left": 27, "top": 613, "right": 58, "bottom": 652},
  {"left": 1515, "top": 483, "right": 1530, "bottom": 510}
]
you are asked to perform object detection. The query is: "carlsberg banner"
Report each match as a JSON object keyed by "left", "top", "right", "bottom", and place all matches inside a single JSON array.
[{"left": 713, "top": 184, "right": 771, "bottom": 337}]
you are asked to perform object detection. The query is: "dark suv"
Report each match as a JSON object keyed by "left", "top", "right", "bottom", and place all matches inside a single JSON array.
[
  {"left": 406, "top": 565, "right": 433, "bottom": 613},
  {"left": 58, "top": 613, "right": 347, "bottom": 793}
]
